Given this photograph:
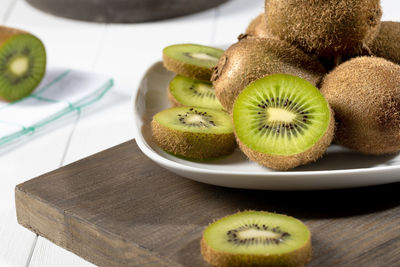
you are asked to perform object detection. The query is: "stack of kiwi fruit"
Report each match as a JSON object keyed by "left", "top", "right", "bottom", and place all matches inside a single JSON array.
[
  {"left": 152, "top": 0, "right": 400, "bottom": 174},
  {"left": 0, "top": 26, "right": 46, "bottom": 102}
]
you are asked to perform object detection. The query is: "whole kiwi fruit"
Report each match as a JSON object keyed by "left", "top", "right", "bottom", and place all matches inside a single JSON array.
[
  {"left": 321, "top": 57, "right": 400, "bottom": 155},
  {"left": 245, "top": 13, "right": 271, "bottom": 39},
  {"left": 265, "top": 0, "right": 382, "bottom": 57},
  {"left": 369, "top": 21, "right": 400, "bottom": 65},
  {"left": 212, "top": 37, "right": 326, "bottom": 113}
]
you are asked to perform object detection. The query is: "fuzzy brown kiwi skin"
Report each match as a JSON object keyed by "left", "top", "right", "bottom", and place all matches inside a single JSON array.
[
  {"left": 235, "top": 109, "right": 335, "bottom": 171},
  {"left": 321, "top": 57, "right": 400, "bottom": 155},
  {"left": 369, "top": 22, "right": 400, "bottom": 65},
  {"left": 163, "top": 53, "right": 213, "bottom": 81},
  {"left": 151, "top": 118, "right": 236, "bottom": 159},
  {"left": 167, "top": 85, "right": 182, "bottom": 107},
  {"left": 265, "top": 0, "right": 382, "bottom": 57},
  {"left": 0, "top": 26, "right": 28, "bottom": 46},
  {"left": 200, "top": 211, "right": 312, "bottom": 267},
  {"left": 201, "top": 238, "right": 312, "bottom": 267},
  {"left": 245, "top": 13, "right": 273, "bottom": 39},
  {"left": 211, "top": 37, "right": 326, "bottom": 113}
]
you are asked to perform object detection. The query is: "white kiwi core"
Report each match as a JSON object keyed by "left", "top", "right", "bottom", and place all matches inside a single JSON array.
[
  {"left": 10, "top": 57, "right": 29, "bottom": 76},
  {"left": 238, "top": 229, "right": 281, "bottom": 239},
  {"left": 267, "top": 108, "right": 296, "bottom": 123},
  {"left": 191, "top": 53, "right": 218, "bottom": 63}
]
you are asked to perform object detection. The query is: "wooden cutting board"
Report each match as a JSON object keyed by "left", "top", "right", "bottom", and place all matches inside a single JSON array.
[{"left": 15, "top": 140, "right": 400, "bottom": 267}]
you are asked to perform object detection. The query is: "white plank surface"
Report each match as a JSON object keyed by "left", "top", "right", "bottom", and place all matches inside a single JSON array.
[
  {"left": 0, "top": 0, "right": 398, "bottom": 266},
  {"left": 29, "top": 238, "right": 95, "bottom": 267}
]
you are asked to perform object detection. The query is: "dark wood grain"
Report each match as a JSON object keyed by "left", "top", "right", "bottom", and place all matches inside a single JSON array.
[{"left": 15, "top": 140, "right": 400, "bottom": 267}]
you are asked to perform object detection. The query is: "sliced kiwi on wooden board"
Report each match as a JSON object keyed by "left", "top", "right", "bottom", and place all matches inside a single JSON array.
[
  {"left": 151, "top": 106, "right": 235, "bottom": 159},
  {"left": 163, "top": 44, "right": 224, "bottom": 81},
  {"left": 0, "top": 26, "right": 46, "bottom": 102},
  {"left": 212, "top": 37, "right": 326, "bottom": 113},
  {"left": 233, "top": 74, "right": 334, "bottom": 171},
  {"left": 168, "top": 75, "right": 223, "bottom": 110},
  {"left": 201, "top": 211, "right": 312, "bottom": 267}
]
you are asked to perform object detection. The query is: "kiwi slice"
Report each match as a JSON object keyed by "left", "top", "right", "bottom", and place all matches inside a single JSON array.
[
  {"left": 321, "top": 57, "right": 400, "bottom": 155},
  {"left": 151, "top": 106, "right": 235, "bottom": 159},
  {"left": 233, "top": 74, "right": 334, "bottom": 171},
  {"left": 201, "top": 211, "right": 312, "bottom": 267},
  {"left": 163, "top": 44, "right": 223, "bottom": 81},
  {"left": 265, "top": 0, "right": 382, "bottom": 57},
  {"left": 0, "top": 26, "right": 46, "bottom": 102},
  {"left": 212, "top": 37, "right": 326, "bottom": 113},
  {"left": 168, "top": 75, "right": 223, "bottom": 110},
  {"left": 369, "top": 21, "right": 400, "bottom": 65}
]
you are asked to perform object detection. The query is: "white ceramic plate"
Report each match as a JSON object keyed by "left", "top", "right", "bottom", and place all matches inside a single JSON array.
[{"left": 132, "top": 62, "right": 400, "bottom": 190}]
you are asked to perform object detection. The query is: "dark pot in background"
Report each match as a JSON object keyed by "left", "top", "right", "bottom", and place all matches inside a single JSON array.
[{"left": 25, "top": 0, "right": 229, "bottom": 23}]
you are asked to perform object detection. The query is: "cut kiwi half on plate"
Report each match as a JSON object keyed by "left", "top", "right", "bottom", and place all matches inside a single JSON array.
[
  {"left": 151, "top": 106, "right": 235, "bottom": 159},
  {"left": 233, "top": 74, "right": 334, "bottom": 171},
  {"left": 168, "top": 75, "right": 223, "bottom": 110},
  {"left": 201, "top": 211, "right": 312, "bottom": 267},
  {"left": 0, "top": 26, "right": 46, "bottom": 102},
  {"left": 163, "top": 44, "right": 224, "bottom": 81}
]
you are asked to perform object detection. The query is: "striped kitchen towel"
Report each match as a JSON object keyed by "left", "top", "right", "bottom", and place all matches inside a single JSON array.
[{"left": 0, "top": 68, "right": 113, "bottom": 148}]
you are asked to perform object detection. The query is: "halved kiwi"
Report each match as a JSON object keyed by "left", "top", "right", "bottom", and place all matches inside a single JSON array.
[
  {"left": 0, "top": 26, "right": 46, "bottom": 102},
  {"left": 163, "top": 44, "right": 224, "bottom": 81},
  {"left": 212, "top": 37, "right": 326, "bottom": 113},
  {"left": 168, "top": 75, "right": 223, "bottom": 110},
  {"left": 265, "top": 0, "right": 382, "bottom": 57},
  {"left": 151, "top": 106, "right": 235, "bottom": 159},
  {"left": 201, "top": 211, "right": 312, "bottom": 267},
  {"left": 320, "top": 57, "right": 400, "bottom": 155},
  {"left": 369, "top": 21, "right": 400, "bottom": 65},
  {"left": 233, "top": 74, "right": 334, "bottom": 171}
]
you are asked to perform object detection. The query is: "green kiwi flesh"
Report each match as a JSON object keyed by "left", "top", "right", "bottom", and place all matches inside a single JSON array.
[
  {"left": 168, "top": 75, "right": 223, "bottom": 110},
  {"left": 320, "top": 57, "right": 400, "bottom": 155},
  {"left": 233, "top": 74, "right": 334, "bottom": 171},
  {"left": 265, "top": 0, "right": 382, "bottom": 57},
  {"left": 212, "top": 37, "right": 326, "bottom": 113},
  {"left": 201, "top": 211, "right": 312, "bottom": 267},
  {"left": 163, "top": 44, "right": 224, "bottom": 81},
  {"left": 369, "top": 21, "right": 400, "bottom": 65},
  {"left": 151, "top": 106, "right": 235, "bottom": 159},
  {"left": 0, "top": 29, "right": 46, "bottom": 102}
]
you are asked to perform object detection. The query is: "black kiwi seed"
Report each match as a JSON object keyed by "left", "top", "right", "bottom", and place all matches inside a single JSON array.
[
  {"left": 225, "top": 224, "right": 291, "bottom": 246},
  {"left": 175, "top": 108, "right": 216, "bottom": 128}
]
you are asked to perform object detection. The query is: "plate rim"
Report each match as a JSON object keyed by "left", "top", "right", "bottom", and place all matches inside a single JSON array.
[{"left": 132, "top": 61, "right": 400, "bottom": 178}]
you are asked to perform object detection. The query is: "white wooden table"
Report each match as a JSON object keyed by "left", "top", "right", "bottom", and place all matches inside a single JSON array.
[{"left": 0, "top": 0, "right": 398, "bottom": 266}]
